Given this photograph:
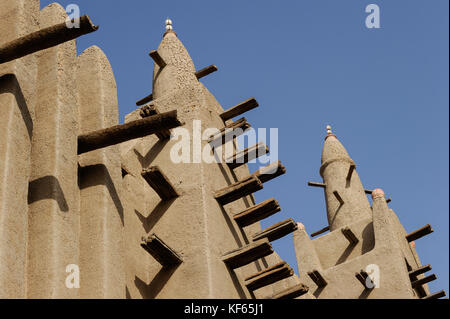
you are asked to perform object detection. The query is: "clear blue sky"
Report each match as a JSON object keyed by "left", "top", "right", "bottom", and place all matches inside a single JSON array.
[{"left": 41, "top": 0, "right": 449, "bottom": 295}]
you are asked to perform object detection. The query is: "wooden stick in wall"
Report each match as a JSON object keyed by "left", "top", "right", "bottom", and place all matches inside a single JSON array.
[
  {"left": 78, "top": 111, "right": 181, "bottom": 154},
  {"left": 195, "top": 65, "right": 218, "bottom": 79},
  {"left": 220, "top": 98, "right": 259, "bottom": 121},
  {"left": 222, "top": 239, "right": 273, "bottom": 269},
  {"left": 0, "top": 15, "right": 98, "bottom": 64}
]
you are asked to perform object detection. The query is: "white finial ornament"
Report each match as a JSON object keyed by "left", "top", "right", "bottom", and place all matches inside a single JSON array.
[
  {"left": 327, "top": 125, "right": 333, "bottom": 135},
  {"left": 165, "top": 18, "right": 173, "bottom": 31}
]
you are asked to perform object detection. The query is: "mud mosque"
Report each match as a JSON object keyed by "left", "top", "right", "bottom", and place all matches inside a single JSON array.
[{"left": 0, "top": 1, "right": 445, "bottom": 299}]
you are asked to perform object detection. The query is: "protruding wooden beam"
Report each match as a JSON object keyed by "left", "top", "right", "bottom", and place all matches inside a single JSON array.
[
  {"left": 347, "top": 164, "right": 356, "bottom": 182},
  {"left": 271, "top": 284, "right": 309, "bottom": 299},
  {"left": 253, "top": 219, "right": 298, "bottom": 242},
  {"left": 220, "top": 98, "right": 259, "bottom": 121},
  {"left": 149, "top": 50, "right": 167, "bottom": 68},
  {"left": 195, "top": 65, "right": 218, "bottom": 79},
  {"left": 140, "top": 104, "right": 171, "bottom": 139},
  {"left": 406, "top": 224, "right": 434, "bottom": 242},
  {"left": 226, "top": 143, "right": 269, "bottom": 169},
  {"left": 333, "top": 190, "right": 344, "bottom": 206},
  {"left": 311, "top": 226, "right": 330, "bottom": 238},
  {"left": 208, "top": 118, "right": 251, "bottom": 144},
  {"left": 308, "top": 182, "right": 326, "bottom": 188},
  {"left": 308, "top": 181, "right": 375, "bottom": 196},
  {"left": 253, "top": 161, "right": 286, "bottom": 184},
  {"left": 142, "top": 167, "right": 179, "bottom": 201},
  {"left": 141, "top": 233, "right": 183, "bottom": 266},
  {"left": 245, "top": 262, "right": 294, "bottom": 291},
  {"left": 0, "top": 15, "right": 98, "bottom": 64},
  {"left": 136, "top": 93, "right": 153, "bottom": 106},
  {"left": 411, "top": 274, "right": 437, "bottom": 289},
  {"left": 341, "top": 227, "right": 359, "bottom": 245},
  {"left": 78, "top": 111, "right": 182, "bottom": 154},
  {"left": 422, "top": 290, "right": 447, "bottom": 300},
  {"left": 308, "top": 270, "right": 327, "bottom": 288},
  {"left": 355, "top": 270, "right": 373, "bottom": 289},
  {"left": 214, "top": 176, "right": 263, "bottom": 205},
  {"left": 409, "top": 265, "right": 432, "bottom": 279},
  {"left": 233, "top": 198, "right": 281, "bottom": 228},
  {"left": 121, "top": 165, "right": 130, "bottom": 178},
  {"left": 222, "top": 239, "right": 273, "bottom": 269}
]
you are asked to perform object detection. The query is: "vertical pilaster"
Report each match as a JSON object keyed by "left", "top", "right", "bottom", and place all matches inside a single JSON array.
[
  {"left": 26, "top": 3, "right": 80, "bottom": 299},
  {"left": 77, "top": 46, "right": 125, "bottom": 298},
  {"left": 0, "top": 0, "right": 39, "bottom": 298}
]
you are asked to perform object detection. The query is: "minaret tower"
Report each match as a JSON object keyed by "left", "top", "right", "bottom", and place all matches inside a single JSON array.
[
  {"left": 120, "top": 19, "right": 302, "bottom": 299},
  {"left": 292, "top": 126, "right": 445, "bottom": 299},
  {"left": 320, "top": 126, "right": 372, "bottom": 231}
]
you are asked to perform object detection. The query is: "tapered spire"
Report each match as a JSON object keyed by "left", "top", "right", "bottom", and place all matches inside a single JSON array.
[
  {"left": 320, "top": 126, "right": 372, "bottom": 231},
  {"left": 152, "top": 18, "right": 197, "bottom": 99}
]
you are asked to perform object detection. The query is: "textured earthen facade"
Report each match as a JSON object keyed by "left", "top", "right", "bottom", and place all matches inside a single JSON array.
[{"left": 0, "top": 1, "right": 445, "bottom": 299}]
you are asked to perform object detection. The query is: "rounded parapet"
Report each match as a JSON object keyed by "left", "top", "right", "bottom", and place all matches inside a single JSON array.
[{"left": 372, "top": 188, "right": 385, "bottom": 200}]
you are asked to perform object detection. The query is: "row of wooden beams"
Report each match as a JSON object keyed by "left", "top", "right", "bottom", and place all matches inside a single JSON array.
[
  {"left": 214, "top": 175, "right": 263, "bottom": 205},
  {"left": 233, "top": 198, "right": 281, "bottom": 228},
  {"left": 195, "top": 65, "right": 218, "bottom": 79},
  {"left": 308, "top": 270, "right": 327, "bottom": 288},
  {"left": 149, "top": 50, "right": 166, "bottom": 69},
  {"left": 208, "top": 118, "right": 251, "bottom": 144},
  {"left": 226, "top": 143, "right": 269, "bottom": 169},
  {"left": 422, "top": 290, "right": 446, "bottom": 300},
  {"left": 271, "top": 284, "right": 309, "bottom": 299},
  {"left": 245, "top": 262, "right": 293, "bottom": 291},
  {"left": 341, "top": 227, "right": 359, "bottom": 245},
  {"left": 222, "top": 239, "right": 273, "bottom": 269},
  {"left": 406, "top": 224, "right": 434, "bottom": 242},
  {"left": 220, "top": 98, "right": 259, "bottom": 121},
  {"left": 136, "top": 93, "right": 153, "bottom": 106},
  {"left": 142, "top": 166, "right": 179, "bottom": 201},
  {"left": 411, "top": 274, "right": 437, "bottom": 289},
  {"left": 253, "top": 219, "right": 298, "bottom": 242},
  {"left": 140, "top": 104, "right": 171, "bottom": 139},
  {"left": 78, "top": 111, "right": 181, "bottom": 154},
  {"left": 141, "top": 233, "right": 183, "bottom": 267},
  {"left": 0, "top": 15, "right": 98, "bottom": 64},
  {"left": 253, "top": 161, "right": 286, "bottom": 184}
]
